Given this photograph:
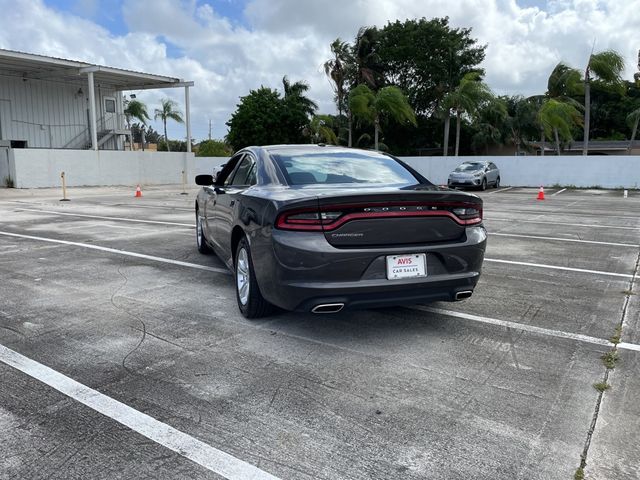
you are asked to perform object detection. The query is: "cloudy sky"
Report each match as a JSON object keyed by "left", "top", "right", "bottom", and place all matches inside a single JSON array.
[{"left": 0, "top": 0, "right": 638, "bottom": 141}]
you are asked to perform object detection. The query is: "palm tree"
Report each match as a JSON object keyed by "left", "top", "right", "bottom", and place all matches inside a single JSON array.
[
  {"left": 353, "top": 27, "right": 383, "bottom": 89},
  {"left": 626, "top": 107, "right": 640, "bottom": 154},
  {"left": 154, "top": 99, "right": 184, "bottom": 152},
  {"left": 582, "top": 50, "right": 625, "bottom": 155},
  {"left": 324, "top": 38, "right": 354, "bottom": 145},
  {"left": 503, "top": 96, "right": 539, "bottom": 155},
  {"left": 444, "top": 72, "right": 493, "bottom": 156},
  {"left": 307, "top": 115, "right": 338, "bottom": 145},
  {"left": 471, "top": 97, "right": 508, "bottom": 154},
  {"left": 349, "top": 85, "right": 416, "bottom": 150},
  {"left": 529, "top": 63, "right": 583, "bottom": 156},
  {"left": 282, "top": 76, "right": 318, "bottom": 117},
  {"left": 538, "top": 99, "right": 583, "bottom": 155},
  {"left": 124, "top": 99, "right": 150, "bottom": 128}
]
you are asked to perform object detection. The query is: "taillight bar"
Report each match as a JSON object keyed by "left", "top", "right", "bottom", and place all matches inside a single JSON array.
[{"left": 276, "top": 202, "right": 483, "bottom": 231}]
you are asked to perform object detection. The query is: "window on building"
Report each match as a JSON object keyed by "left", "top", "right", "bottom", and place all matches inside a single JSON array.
[{"left": 104, "top": 98, "right": 116, "bottom": 113}]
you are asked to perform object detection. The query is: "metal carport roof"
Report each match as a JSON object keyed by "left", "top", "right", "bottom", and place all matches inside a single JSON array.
[{"left": 0, "top": 48, "right": 193, "bottom": 90}]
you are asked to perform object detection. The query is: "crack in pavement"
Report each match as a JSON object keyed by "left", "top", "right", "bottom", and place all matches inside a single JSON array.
[{"left": 577, "top": 249, "right": 640, "bottom": 474}]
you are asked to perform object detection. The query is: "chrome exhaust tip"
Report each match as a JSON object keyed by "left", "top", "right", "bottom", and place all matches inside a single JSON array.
[
  {"left": 311, "top": 303, "right": 345, "bottom": 314},
  {"left": 455, "top": 290, "right": 473, "bottom": 301}
]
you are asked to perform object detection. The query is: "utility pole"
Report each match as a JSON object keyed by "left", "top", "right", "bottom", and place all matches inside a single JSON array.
[{"left": 208, "top": 119, "right": 212, "bottom": 140}]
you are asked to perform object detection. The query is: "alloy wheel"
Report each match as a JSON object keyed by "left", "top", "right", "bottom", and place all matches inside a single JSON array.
[{"left": 236, "top": 247, "right": 250, "bottom": 306}]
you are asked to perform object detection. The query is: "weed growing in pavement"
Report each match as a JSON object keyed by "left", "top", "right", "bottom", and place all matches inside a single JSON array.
[
  {"left": 609, "top": 325, "right": 623, "bottom": 345},
  {"left": 3, "top": 176, "right": 14, "bottom": 188},
  {"left": 601, "top": 351, "right": 619, "bottom": 369},
  {"left": 593, "top": 381, "right": 611, "bottom": 392},
  {"left": 574, "top": 467, "right": 585, "bottom": 480},
  {"left": 621, "top": 289, "right": 636, "bottom": 296}
]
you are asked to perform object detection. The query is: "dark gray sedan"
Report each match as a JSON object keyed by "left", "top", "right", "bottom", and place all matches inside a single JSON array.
[{"left": 195, "top": 145, "right": 486, "bottom": 318}]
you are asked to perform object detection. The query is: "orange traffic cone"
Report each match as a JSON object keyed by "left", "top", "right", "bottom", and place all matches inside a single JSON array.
[
  {"left": 537, "top": 186, "right": 545, "bottom": 201},
  {"left": 135, "top": 184, "right": 142, "bottom": 198}
]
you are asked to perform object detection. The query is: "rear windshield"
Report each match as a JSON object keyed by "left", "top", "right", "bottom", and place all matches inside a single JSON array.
[
  {"left": 455, "top": 163, "right": 484, "bottom": 172},
  {"left": 271, "top": 151, "right": 420, "bottom": 186}
]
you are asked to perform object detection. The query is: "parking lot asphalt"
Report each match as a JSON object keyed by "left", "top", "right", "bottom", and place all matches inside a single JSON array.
[{"left": 0, "top": 185, "right": 638, "bottom": 480}]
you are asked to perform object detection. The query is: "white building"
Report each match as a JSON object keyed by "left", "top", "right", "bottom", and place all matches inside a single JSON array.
[{"left": 0, "top": 49, "right": 196, "bottom": 188}]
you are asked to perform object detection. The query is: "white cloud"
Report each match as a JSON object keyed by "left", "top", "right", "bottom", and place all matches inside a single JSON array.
[{"left": 0, "top": 0, "right": 638, "bottom": 142}]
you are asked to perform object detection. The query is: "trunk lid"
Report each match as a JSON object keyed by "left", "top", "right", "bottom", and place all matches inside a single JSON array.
[{"left": 313, "top": 186, "right": 482, "bottom": 248}]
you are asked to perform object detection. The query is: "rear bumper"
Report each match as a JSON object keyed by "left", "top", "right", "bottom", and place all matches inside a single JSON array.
[{"left": 253, "top": 226, "right": 487, "bottom": 312}]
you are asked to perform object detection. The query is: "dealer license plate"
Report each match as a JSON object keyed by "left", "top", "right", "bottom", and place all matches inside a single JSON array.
[{"left": 386, "top": 254, "right": 427, "bottom": 280}]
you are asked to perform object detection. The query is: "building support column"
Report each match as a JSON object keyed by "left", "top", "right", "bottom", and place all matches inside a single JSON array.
[
  {"left": 87, "top": 71, "right": 98, "bottom": 151},
  {"left": 115, "top": 90, "right": 124, "bottom": 150},
  {"left": 184, "top": 85, "right": 191, "bottom": 153}
]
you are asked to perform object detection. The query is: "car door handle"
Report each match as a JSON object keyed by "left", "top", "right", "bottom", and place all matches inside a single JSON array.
[{"left": 230, "top": 200, "right": 235, "bottom": 206}]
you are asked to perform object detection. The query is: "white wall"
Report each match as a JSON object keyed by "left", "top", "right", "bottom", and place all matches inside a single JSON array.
[
  {"left": 12, "top": 149, "right": 195, "bottom": 188},
  {"left": 400, "top": 155, "right": 640, "bottom": 189},
  {"left": 194, "top": 156, "right": 227, "bottom": 175},
  {"left": 9, "top": 150, "right": 640, "bottom": 189}
]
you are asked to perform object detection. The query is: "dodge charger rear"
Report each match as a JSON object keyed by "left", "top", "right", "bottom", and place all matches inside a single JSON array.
[{"left": 195, "top": 145, "right": 486, "bottom": 318}]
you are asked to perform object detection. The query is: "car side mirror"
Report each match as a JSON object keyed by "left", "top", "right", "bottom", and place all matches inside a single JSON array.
[{"left": 195, "top": 174, "right": 214, "bottom": 186}]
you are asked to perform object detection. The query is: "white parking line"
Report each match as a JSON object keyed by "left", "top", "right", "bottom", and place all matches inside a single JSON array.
[
  {"left": 415, "top": 305, "right": 614, "bottom": 347},
  {"left": 14, "top": 208, "right": 194, "bottom": 228},
  {"left": 0, "top": 343, "right": 281, "bottom": 480},
  {"left": 487, "top": 218, "right": 640, "bottom": 231},
  {"left": 488, "top": 187, "right": 514, "bottom": 194},
  {"left": 417, "top": 306, "right": 640, "bottom": 353},
  {"left": 551, "top": 188, "right": 567, "bottom": 196},
  {"left": 490, "top": 232, "right": 640, "bottom": 248},
  {"left": 618, "top": 342, "right": 640, "bottom": 352},
  {"left": 0, "top": 231, "right": 229, "bottom": 275},
  {"left": 484, "top": 258, "right": 633, "bottom": 278}
]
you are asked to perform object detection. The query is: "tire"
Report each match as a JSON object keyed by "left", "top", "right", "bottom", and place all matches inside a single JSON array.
[
  {"left": 196, "top": 209, "right": 212, "bottom": 254},
  {"left": 480, "top": 178, "right": 487, "bottom": 191},
  {"left": 235, "top": 237, "right": 273, "bottom": 318},
  {"left": 495, "top": 177, "right": 500, "bottom": 188}
]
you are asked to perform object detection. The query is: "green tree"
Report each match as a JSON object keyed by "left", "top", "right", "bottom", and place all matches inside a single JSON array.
[
  {"left": 353, "top": 27, "right": 384, "bottom": 89},
  {"left": 324, "top": 38, "right": 355, "bottom": 145},
  {"left": 226, "top": 87, "right": 286, "bottom": 150},
  {"left": 307, "top": 115, "right": 338, "bottom": 145},
  {"left": 282, "top": 76, "right": 318, "bottom": 117},
  {"left": 196, "top": 139, "right": 232, "bottom": 157},
  {"left": 538, "top": 99, "right": 583, "bottom": 155},
  {"left": 582, "top": 50, "right": 625, "bottom": 154},
  {"left": 528, "top": 62, "right": 583, "bottom": 155},
  {"left": 503, "top": 96, "right": 540, "bottom": 154},
  {"left": 154, "top": 99, "right": 184, "bottom": 152},
  {"left": 443, "top": 72, "right": 493, "bottom": 156},
  {"left": 158, "top": 139, "right": 188, "bottom": 152},
  {"left": 124, "top": 99, "right": 150, "bottom": 128},
  {"left": 471, "top": 97, "right": 508, "bottom": 154},
  {"left": 378, "top": 17, "right": 486, "bottom": 115},
  {"left": 349, "top": 85, "right": 416, "bottom": 150}
]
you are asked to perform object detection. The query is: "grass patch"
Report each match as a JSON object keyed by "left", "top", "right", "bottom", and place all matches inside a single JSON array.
[
  {"left": 593, "top": 381, "right": 611, "bottom": 393},
  {"left": 610, "top": 325, "right": 623, "bottom": 345},
  {"left": 601, "top": 351, "right": 619, "bottom": 370},
  {"left": 574, "top": 467, "right": 585, "bottom": 480}
]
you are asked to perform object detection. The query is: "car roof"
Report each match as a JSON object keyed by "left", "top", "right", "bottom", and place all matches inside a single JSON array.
[{"left": 260, "top": 144, "right": 391, "bottom": 158}]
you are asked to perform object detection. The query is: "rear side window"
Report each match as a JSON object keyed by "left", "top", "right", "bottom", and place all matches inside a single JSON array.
[
  {"left": 271, "top": 151, "right": 419, "bottom": 186},
  {"left": 229, "top": 156, "right": 257, "bottom": 186}
]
